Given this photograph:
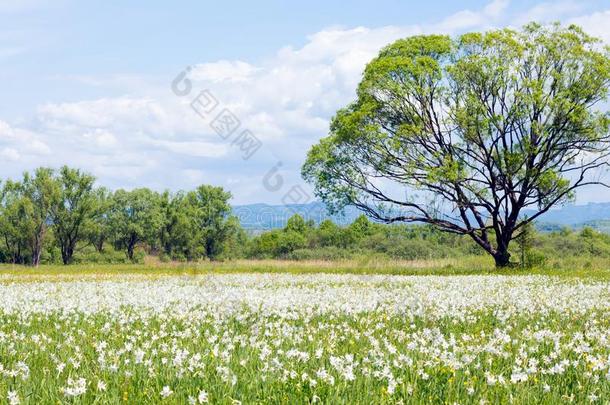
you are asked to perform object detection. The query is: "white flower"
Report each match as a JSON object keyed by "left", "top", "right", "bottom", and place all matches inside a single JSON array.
[
  {"left": 7, "top": 391, "right": 19, "bottom": 405},
  {"left": 160, "top": 386, "right": 173, "bottom": 399},
  {"left": 387, "top": 379, "right": 397, "bottom": 395},
  {"left": 510, "top": 372, "right": 528, "bottom": 384},
  {"left": 134, "top": 349, "right": 145, "bottom": 364},
  {"left": 62, "top": 378, "right": 87, "bottom": 397},
  {"left": 97, "top": 380, "right": 107, "bottom": 391},
  {"left": 198, "top": 390, "right": 209, "bottom": 403}
]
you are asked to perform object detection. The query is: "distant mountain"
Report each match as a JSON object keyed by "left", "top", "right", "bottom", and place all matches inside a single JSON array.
[
  {"left": 232, "top": 201, "right": 610, "bottom": 232},
  {"left": 522, "top": 202, "right": 610, "bottom": 226},
  {"left": 231, "top": 202, "right": 361, "bottom": 231}
]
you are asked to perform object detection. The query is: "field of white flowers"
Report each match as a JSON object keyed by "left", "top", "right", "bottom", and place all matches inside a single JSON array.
[{"left": 0, "top": 273, "right": 609, "bottom": 404}]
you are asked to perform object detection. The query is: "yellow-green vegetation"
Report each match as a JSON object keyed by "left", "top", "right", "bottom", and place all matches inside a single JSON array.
[{"left": 1, "top": 255, "right": 610, "bottom": 281}]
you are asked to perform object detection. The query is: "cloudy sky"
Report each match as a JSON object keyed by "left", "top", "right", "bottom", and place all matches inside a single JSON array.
[{"left": 0, "top": 0, "right": 609, "bottom": 204}]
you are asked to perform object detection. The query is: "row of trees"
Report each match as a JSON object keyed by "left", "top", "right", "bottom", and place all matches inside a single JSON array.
[{"left": 0, "top": 167, "right": 241, "bottom": 265}]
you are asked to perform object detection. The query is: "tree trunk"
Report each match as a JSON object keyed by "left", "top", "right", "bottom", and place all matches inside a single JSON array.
[
  {"left": 127, "top": 233, "right": 137, "bottom": 261},
  {"left": 32, "top": 232, "right": 44, "bottom": 267},
  {"left": 493, "top": 249, "right": 511, "bottom": 268},
  {"left": 61, "top": 243, "right": 75, "bottom": 265},
  {"left": 95, "top": 235, "right": 105, "bottom": 253}
]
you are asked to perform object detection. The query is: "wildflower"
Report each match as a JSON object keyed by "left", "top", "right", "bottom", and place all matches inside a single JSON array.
[
  {"left": 7, "top": 391, "right": 19, "bottom": 405},
  {"left": 97, "top": 380, "right": 107, "bottom": 392},
  {"left": 387, "top": 379, "right": 397, "bottom": 395},
  {"left": 134, "top": 349, "right": 145, "bottom": 364},
  {"left": 160, "top": 386, "right": 173, "bottom": 399},
  {"left": 198, "top": 390, "right": 209, "bottom": 403},
  {"left": 62, "top": 378, "right": 87, "bottom": 397}
]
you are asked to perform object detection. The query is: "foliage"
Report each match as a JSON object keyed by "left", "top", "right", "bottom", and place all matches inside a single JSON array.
[
  {"left": 249, "top": 214, "right": 483, "bottom": 260},
  {"left": 51, "top": 166, "right": 97, "bottom": 264},
  {"left": 20, "top": 168, "right": 61, "bottom": 266},
  {"left": 108, "top": 188, "right": 165, "bottom": 261}
]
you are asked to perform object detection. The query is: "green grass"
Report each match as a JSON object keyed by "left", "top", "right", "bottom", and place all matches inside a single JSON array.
[{"left": 1, "top": 255, "right": 610, "bottom": 281}]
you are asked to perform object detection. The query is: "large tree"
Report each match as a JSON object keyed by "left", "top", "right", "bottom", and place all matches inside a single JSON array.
[
  {"left": 159, "top": 186, "right": 238, "bottom": 261},
  {"left": 303, "top": 23, "right": 610, "bottom": 267}
]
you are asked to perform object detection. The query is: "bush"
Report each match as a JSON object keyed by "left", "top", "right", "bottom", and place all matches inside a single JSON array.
[
  {"left": 288, "top": 247, "right": 351, "bottom": 261},
  {"left": 73, "top": 246, "right": 134, "bottom": 264},
  {"left": 524, "top": 249, "right": 547, "bottom": 268}
]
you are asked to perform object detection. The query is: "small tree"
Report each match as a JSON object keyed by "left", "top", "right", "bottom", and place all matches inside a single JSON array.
[
  {"left": 515, "top": 217, "right": 535, "bottom": 268},
  {"left": 187, "top": 185, "right": 235, "bottom": 260},
  {"left": 51, "top": 166, "right": 97, "bottom": 264},
  {"left": 303, "top": 23, "right": 610, "bottom": 267},
  {"left": 108, "top": 189, "right": 163, "bottom": 261},
  {"left": 87, "top": 187, "right": 112, "bottom": 253},
  {"left": 21, "top": 168, "right": 60, "bottom": 266},
  {"left": 0, "top": 181, "right": 33, "bottom": 264}
]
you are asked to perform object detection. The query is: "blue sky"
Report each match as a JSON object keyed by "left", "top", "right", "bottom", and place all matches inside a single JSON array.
[{"left": 0, "top": 0, "right": 609, "bottom": 204}]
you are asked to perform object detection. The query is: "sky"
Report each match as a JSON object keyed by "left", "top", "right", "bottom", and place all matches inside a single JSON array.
[{"left": 0, "top": 0, "right": 609, "bottom": 204}]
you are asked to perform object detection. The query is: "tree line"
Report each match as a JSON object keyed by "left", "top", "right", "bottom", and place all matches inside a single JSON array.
[
  {"left": 2, "top": 166, "right": 610, "bottom": 267},
  {"left": 0, "top": 167, "right": 242, "bottom": 265}
]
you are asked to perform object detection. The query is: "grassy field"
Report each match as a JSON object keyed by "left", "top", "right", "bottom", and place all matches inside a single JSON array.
[
  {"left": 1, "top": 254, "right": 610, "bottom": 278},
  {"left": 0, "top": 259, "right": 609, "bottom": 404}
]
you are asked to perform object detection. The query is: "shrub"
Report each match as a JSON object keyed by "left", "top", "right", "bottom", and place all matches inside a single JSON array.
[{"left": 288, "top": 247, "right": 351, "bottom": 261}]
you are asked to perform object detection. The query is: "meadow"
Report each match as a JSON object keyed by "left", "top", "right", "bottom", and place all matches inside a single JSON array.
[{"left": 1, "top": 260, "right": 609, "bottom": 404}]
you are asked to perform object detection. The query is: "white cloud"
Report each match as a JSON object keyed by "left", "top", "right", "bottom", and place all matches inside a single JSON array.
[
  {"left": 0, "top": 120, "right": 51, "bottom": 156},
  {"left": 150, "top": 140, "right": 228, "bottom": 158},
  {"left": 0, "top": 147, "right": 19, "bottom": 161},
  {"left": 190, "top": 60, "right": 259, "bottom": 82},
  {"left": 1, "top": 0, "right": 608, "bottom": 203},
  {"left": 38, "top": 97, "right": 171, "bottom": 133},
  {"left": 181, "top": 169, "right": 206, "bottom": 184},
  {"left": 569, "top": 10, "right": 610, "bottom": 43},
  {"left": 83, "top": 129, "right": 118, "bottom": 149},
  {"left": 514, "top": 1, "right": 583, "bottom": 26},
  {"left": 435, "top": 0, "right": 510, "bottom": 32}
]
